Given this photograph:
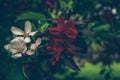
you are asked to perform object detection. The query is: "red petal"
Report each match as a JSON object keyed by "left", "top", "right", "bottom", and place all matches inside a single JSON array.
[
  {"left": 56, "top": 47, "right": 63, "bottom": 53},
  {"left": 52, "top": 61, "right": 56, "bottom": 65},
  {"left": 65, "top": 19, "right": 75, "bottom": 28},
  {"left": 46, "top": 0, "right": 55, "bottom": 8},
  {"left": 57, "top": 16, "right": 65, "bottom": 27},
  {"left": 49, "top": 27, "right": 62, "bottom": 35},
  {"left": 65, "top": 29, "right": 78, "bottom": 40},
  {"left": 46, "top": 46, "right": 53, "bottom": 51},
  {"left": 54, "top": 54, "right": 60, "bottom": 61},
  {"left": 53, "top": 38, "right": 63, "bottom": 43}
]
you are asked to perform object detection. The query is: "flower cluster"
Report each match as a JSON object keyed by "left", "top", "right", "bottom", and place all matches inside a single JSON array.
[
  {"left": 4, "top": 16, "right": 78, "bottom": 66},
  {"left": 4, "top": 21, "right": 41, "bottom": 59},
  {"left": 47, "top": 16, "right": 78, "bottom": 65}
]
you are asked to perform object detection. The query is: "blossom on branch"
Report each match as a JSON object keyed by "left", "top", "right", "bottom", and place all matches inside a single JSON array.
[
  {"left": 47, "top": 16, "right": 78, "bottom": 65},
  {"left": 4, "top": 21, "right": 41, "bottom": 59},
  {"left": 11, "top": 21, "right": 37, "bottom": 43},
  {"left": 26, "top": 38, "right": 41, "bottom": 55},
  {"left": 4, "top": 37, "right": 27, "bottom": 58},
  {"left": 49, "top": 16, "right": 78, "bottom": 40}
]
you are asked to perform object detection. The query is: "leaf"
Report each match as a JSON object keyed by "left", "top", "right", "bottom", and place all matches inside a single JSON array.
[
  {"left": 16, "top": 12, "right": 47, "bottom": 21},
  {"left": 59, "top": 0, "right": 73, "bottom": 10},
  {"left": 6, "top": 63, "right": 26, "bottom": 80},
  {"left": 93, "top": 24, "right": 110, "bottom": 31},
  {"left": 39, "top": 23, "right": 49, "bottom": 33},
  {"left": 81, "top": 29, "right": 95, "bottom": 39},
  {"left": 64, "top": 56, "right": 80, "bottom": 71}
]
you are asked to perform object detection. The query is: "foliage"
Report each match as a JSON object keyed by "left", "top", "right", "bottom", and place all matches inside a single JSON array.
[{"left": 0, "top": 0, "right": 120, "bottom": 80}]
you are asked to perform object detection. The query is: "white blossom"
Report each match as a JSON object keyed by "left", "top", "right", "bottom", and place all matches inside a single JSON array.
[
  {"left": 11, "top": 37, "right": 31, "bottom": 43},
  {"left": 11, "top": 21, "right": 37, "bottom": 37},
  {"left": 4, "top": 21, "right": 42, "bottom": 59},
  {"left": 26, "top": 38, "right": 41, "bottom": 55},
  {"left": 4, "top": 37, "right": 27, "bottom": 59}
]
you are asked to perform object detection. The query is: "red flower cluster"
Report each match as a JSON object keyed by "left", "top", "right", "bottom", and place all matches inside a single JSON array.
[
  {"left": 47, "top": 16, "right": 78, "bottom": 65},
  {"left": 46, "top": 0, "right": 58, "bottom": 8},
  {"left": 47, "top": 39, "right": 63, "bottom": 65}
]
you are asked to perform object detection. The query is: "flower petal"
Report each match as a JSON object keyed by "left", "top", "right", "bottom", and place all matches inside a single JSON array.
[
  {"left": 9, "top": 49, "right": 18, "bottom": 54},
  {"left": 49, "top": 27, "right": 62, "bottom": 35},
  {"left": 26, "top": 50, "right": 35, "bottom": 55},
  {"left": 65, "top": 29, "right": 78, "bottom": 40},
  {"left": 11, "top": 53, "right": 22, "bottom": 59},
  {"left": 65, "top": 19, "right": 75, "bottom": 28},
  {"left": 57, "top": 16, "right": 64, "bottom": 27},
  {"left": 29, "top": 31, "right": 38, "bottom": 36},
  {"left": 46, "top": 46, "right": 53, "bottom": 51},
  {"left": 4, "top": 44, "right": 10, "bottom": 50},
  {"left": 4, "top": 44, "right": 17, "bottom": 54},
  {"left": 25, "top": 21, "right": 31, "bottom": 34},
  {"left": 24, "top": 37, "right": 31, "bottom": 43},
  {"left": 30, "top": 44, "right": 38, "bottom": 50},
  {"left": 53, "top": 38, "right": 63, "bottom": 43},
  {"left": 55, "top": 47, "right": 63, "bottom": 54},
  {"left": 23, "top": 47, "right": 27, "bottom": 53},
  {"left": 11, "top": 37, "right": 24, "bottom": 43},
  {"left": 35, "top": 38, "right": 41, "bottom": 46},
  {"left": 46, "top": 0, "right": 55, "bottom": 8},
  {"left": 11, "top": 27, "right": 24, "bottom": 35}
]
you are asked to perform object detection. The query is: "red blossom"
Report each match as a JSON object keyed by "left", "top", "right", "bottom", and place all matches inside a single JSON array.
[
  {"left": 47, "top": 16, "right": 78, "bottom": 65},
  {"left": 46, "top": 38, "right": 63, "bottom": 65},
  {"left": 49, "top": 16, "right": 78, "bottom": 40},
  {"left": 46, "top": 0, "right": 57, "bottom": 8}
]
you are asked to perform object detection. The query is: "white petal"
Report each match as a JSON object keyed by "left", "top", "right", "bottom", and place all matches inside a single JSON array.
[
  {"left": 11, "top": 27, "right": 24, "bottom": 35},
  {"left": 5, "top": 44, "right": 17, "bottom": 54},
  {"left": 30, "top": 44, "right": 38, "bottom": 50},
  {"left": 24, "top": 37, "right": 31, "bottom": 43},
  {"left": 29, "top": 31, "right": 38, "bottom": 36},
  {"left": 22, "top": 47, "right": 27, "bottom": 53},
  {"left": 4, "top": 44, "right": 10, "bottom": 50},
  {"left": 25, "top": 21, "right": 31, "bottom": 34},
  {"left": 11, "top": 53, "right": 22, "bottom": 59},
  {"left": 26, "top": 50, "right": 35, "bottom": 55},
  {"left": 9, "top": 49, "right": 18, "bottom": 54},
  {"left": 35, "top": 38, "right": 41, "bottom": 46},
  {"left": 11, "top": 37, "right": 24, "bottom": 43}
]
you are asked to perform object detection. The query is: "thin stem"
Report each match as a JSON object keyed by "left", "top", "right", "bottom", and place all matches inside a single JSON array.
[{"left": 22, "top": 65, "right": 29, "bottom": 80}]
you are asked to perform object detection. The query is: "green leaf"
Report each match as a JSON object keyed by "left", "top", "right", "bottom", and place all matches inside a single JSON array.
[
  {"left": 39, "top": 23, "right": 49, "bottom": 33},
  {"left": 6, "top": 63, "right": 26, "bottom": 80},
  {"left": 64, "top": 56, "right": 80, "bottom": 71},
  {"left": 16, "top": 12, "right": 47, "bottom": 21},
  {"left": 59, "top": 0, "right": 73, "bottom": 10},
  {"left": 93, "top": 24, "right": 110, "bottom": 31}
]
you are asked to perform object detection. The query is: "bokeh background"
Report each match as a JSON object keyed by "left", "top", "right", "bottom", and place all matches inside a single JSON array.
[{"left": 0, "top": 0, "right": 120, "bottom": 80}]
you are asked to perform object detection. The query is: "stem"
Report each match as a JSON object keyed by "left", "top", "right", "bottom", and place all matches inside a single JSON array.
[{"left": 22, "top": 65, "right": 29, "bottom": 80}]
